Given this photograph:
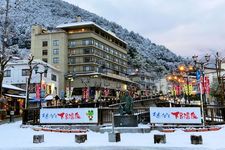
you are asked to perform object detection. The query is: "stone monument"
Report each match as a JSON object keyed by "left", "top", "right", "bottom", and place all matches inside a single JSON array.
[{"left": 114, "top": 91, "right": 138, "bottom": 127}]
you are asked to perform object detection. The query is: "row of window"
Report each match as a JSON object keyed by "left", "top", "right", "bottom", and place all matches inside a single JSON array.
[
  {"left": 42, "top": 57, "right": 59, "bottom": 64},
  {"left": 67, "top": 27, "right": 126, "bottom": 49},
  {"left": 42, "top": 49, "right": 59, "bottom": 56},
  {"left": 68, "top": 56, "right": 126, "bottom": 67},
  {"left": 69, "top": 48, "right": 127, "bottom": 66},
  {"left": 68, "top": 65, "right": 127, "bottom": 74},
  {"left": 4, "top": 69, "right": 57, "bottom": 81},
  {"left": 42, "top": 40, "right": 59, "bottom": 47},
  {"left": 68, "top": 39, "right": 127, "bottom": 60}
]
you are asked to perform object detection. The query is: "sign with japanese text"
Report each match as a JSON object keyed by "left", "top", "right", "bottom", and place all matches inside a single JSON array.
[
  {"left": 40, "top": 108, "right": 98, "bottom": 124},
  {"left": 150, "top": 107, "right": 201, "bottom": 124}
]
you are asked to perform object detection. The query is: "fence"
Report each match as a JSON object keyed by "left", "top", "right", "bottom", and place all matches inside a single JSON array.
[
  {"left": 204, "top": 105, "right": 225, "bottom": 125},
  {"left": 22, "top": 106, "right": 225, "bottom": 125},
  {"left": 22, "top": 107, "right": 149, "bottom": 125}
]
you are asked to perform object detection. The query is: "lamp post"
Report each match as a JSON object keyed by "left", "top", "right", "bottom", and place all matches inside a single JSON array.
[
  {"left": 178, "top": 65, "right": 194, "bottom": 104},
  {"left": 192, "top": 53, "right": 210, "bottom": 126},
  {"left": 166, "top": 74, "right": 178, "bottom": 103},
  {"left": 65, "top": 72, "right": 76, "bottom": 98},
  {"left": 34, "top": 64, "right": 48, "bottom": 109}
]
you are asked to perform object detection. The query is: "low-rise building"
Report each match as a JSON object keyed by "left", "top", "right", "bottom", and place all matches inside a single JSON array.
[{"left": 3, "top": 59, "right": 61, "bottom": 104}]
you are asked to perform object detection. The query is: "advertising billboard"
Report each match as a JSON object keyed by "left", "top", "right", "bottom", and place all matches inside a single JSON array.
[
  {"left": 150, "top": 107, "right": 202, "bottom": 124},
  {"left": 40, "top": 108, "right": 98, "bottom": 124}
]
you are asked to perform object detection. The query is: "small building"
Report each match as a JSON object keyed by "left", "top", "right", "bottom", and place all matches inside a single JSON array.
[
  {"left": 3, "top": 59, "right": 61, "bottom": 107},
  {"left": 0, "top": 84, "right": 25, "bottom": 119},
  {"left": 129, "top": 71, "right": 157, "bottom": 97}
]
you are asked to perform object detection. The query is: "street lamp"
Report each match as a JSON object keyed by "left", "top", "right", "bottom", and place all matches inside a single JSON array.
[
  {"left": 65, "top": 72, "right": 76, "bottom": 98},
  {"left": 178, "top": 64, "right": 194, "bottom": 104},
  {"left": 34, "top": 64, "right": 48, "bottom": 108},
  {"left": 166, "top": 74, "right": 179, "bottom": 103},
  {"left": 192, "top": 53, "right": 210, "bottom": 126}
]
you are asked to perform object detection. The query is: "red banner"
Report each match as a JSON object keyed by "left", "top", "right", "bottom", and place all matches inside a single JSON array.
[
  {"left": 36, "top": 84, "right": 41, "bottom": 99},
  {"left": 198, "top": 76, "right": 210, "bottom": 94},
  {"left": 82, "top": 87, "right": 89, "bottom": 100},
  {"left": 104, "top": 88, "right": 109, "bottom": 96}
]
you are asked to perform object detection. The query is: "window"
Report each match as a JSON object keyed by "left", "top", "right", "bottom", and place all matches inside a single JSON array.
[
  {"left": 110, "top": 48, "right": 114, "bottom": 54},
  {"left": 82, "top": 39, "right": 93, "bottom": 45},
  {"left": 53, "top": 49, "right": 59, "bottom": 55},
  {"left": 42, "top": 50, "right": 48, "bottom": 56},
  {"left": 84, "top": 57, "right": 93, "bottom": 63},
  {"left": 53, "top": 40, "right": 59, "bottom": 46},
  {"left": 53, "top": 57, "right": 59, "bottom": 64},
  {"left": 83, "top": 48, "right": 92, "bottom": 54},
  {"left": 42, "top": 58, "right": 48, "bottom": 63},
  {"left": 51, "top": 74, "right": 57, "bottom": 81},
  {"left": 83, "top": 66, "right": 93, "bottom": 71},
  {"left": 68, "top": 41, "right": 76, "bottom": 48},
  {"left": 68, "top": 58, "right": 75, "bottom": 64},
  {"left": 4, "top": 70, "right": 11, "bottom": 77},
  {"left": 42, "top": 41, "right": 48, "bottom": 47},
  {"left": 44, "top": 72, "right": 47, "bottom": 78},
  {"left": 22, "top": 69, "right": 29, "bottom": 76}
]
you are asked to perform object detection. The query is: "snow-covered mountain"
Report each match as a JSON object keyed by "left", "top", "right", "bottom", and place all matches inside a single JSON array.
[{"left": 0, "top": 0, "right": 185, "bottom": 77}]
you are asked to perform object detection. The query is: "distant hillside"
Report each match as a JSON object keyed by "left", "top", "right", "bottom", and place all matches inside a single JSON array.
[{"left": 0, "top": 0, "right": 185, "bottom": 77}]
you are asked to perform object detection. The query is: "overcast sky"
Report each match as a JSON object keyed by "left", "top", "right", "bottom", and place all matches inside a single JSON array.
[{"left": 63, "top": 0, "right": 225, "bottom": 57}]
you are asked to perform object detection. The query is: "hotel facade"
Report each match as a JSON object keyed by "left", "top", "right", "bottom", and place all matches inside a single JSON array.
[{"left": 31, "top": 17, "right": 133, "bottom": 101}]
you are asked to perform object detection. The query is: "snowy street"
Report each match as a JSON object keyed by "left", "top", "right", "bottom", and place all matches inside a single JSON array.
[{"left": 0, "top": 121, "right": 225, "bottom": 150}]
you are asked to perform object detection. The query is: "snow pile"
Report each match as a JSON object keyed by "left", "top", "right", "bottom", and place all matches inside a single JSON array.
[{"left": 0, "top": 121, "right": 225, "bottom": 149}]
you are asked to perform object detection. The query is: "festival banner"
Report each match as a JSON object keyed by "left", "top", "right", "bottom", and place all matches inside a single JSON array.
[
  {"left": 150, "top": 107, "right": 202, "bottom": 124},
  {"left": 36, "top": 84, "right": 41, "bottom": 99},
  {"left": 40, "top": 108, "right": 98, "bottom": 123}
]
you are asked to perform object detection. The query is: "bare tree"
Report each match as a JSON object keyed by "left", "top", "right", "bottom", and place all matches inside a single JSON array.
[{"left": 0, "top": 0, "right": 24, "bottom": 99}]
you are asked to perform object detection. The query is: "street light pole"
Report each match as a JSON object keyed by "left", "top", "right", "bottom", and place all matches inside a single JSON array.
[
  {"left": 192, "top": 53, "right": 210, "bottom": 126},
  {"left": 34, "top": 64, "right": 48, "bottom": 109}
]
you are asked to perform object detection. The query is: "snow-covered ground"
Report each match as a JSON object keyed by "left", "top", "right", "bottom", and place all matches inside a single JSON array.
[{"left": 0, "top": 121, "right": 225, "bottom": 150}]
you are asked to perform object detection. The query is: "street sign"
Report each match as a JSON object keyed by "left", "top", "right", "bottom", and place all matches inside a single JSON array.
[
  {"left": 60, "top": 90, "right": 65, "bottom": 99},
  {"left": 40, "top": 89, "right": 45, "bottom": 98},
  {"left": 196, "top": 70, "right": 201, "bottom": 81}
]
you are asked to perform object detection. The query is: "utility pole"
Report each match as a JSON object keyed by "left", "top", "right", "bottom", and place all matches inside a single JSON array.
[{"left": 215, "top": 52, "right": 225, "bottom": 121}]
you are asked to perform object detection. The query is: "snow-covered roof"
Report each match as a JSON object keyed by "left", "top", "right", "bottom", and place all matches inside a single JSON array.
[
  {"left": 3, "top": 84, "right": 25, "bottom": 92},
  {"left": 7, "top": 59, "right": 61, "bottom": 72},
  {"left": 56, "top": 21, "right": 127, "bottom": 44}
]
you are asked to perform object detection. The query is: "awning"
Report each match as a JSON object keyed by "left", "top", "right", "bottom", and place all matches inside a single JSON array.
[
  {"left": 45, "top": 95, "right": 54, "bottom": 101},
  {"left": 3, "top": 84, "right": 26, "bottom": 92},
  {"left": 4, "top": 94, "right": 26, "bottom": 99}
]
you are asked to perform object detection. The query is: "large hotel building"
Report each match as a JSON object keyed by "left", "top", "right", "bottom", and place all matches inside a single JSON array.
[{"left": 31, "top": 16, "right": 133, "bottom": 101}]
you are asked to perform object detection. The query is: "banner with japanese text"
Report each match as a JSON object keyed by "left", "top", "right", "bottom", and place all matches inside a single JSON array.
[
  {"left": 40, "top": 108, "right": 98, "bottom": 123},
  {"left": 150, "top": 107, "right": 201, "bottom": 124}
]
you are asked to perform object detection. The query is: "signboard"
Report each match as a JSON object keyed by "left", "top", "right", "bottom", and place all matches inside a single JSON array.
[
  {"left": 196, "top": 70, "right": 201, "bottom": 81},
  {"left": 40, "top": 108, "right": 98, "bottom": 124},
  {"left": 150, "top": 107, "right": 202, "bottom": 124}
]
